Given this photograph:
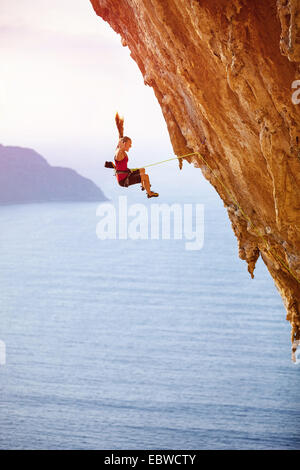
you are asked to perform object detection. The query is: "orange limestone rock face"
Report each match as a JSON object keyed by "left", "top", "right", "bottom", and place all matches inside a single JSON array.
[{"left": 90, "top": 0, "right": 300, "bottom": 360}]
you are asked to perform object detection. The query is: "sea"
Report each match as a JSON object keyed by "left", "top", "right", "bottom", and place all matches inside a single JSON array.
[{"left": 0, "top": 185, "right": 299, "bottom": 450}]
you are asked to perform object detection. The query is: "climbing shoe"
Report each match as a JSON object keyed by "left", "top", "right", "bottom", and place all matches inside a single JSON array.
[{"left": 147, "top": 191, "right": 159, "bottom": 198}]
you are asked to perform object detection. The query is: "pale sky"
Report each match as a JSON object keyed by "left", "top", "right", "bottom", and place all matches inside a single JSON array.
[{"left": 0, "top": 0, "right": 210, "bottom": 199}]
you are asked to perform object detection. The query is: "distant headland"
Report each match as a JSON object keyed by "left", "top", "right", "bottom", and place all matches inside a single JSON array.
[{"left": 0, "top": 144, "right": 106, "bottom": 204}]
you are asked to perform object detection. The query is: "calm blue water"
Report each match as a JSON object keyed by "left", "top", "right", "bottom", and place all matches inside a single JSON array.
[{"left": 0, "top": 190, "right": 299, "bottom": 450}]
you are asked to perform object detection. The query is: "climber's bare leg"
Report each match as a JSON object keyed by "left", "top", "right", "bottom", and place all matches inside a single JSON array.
[
  {"left": 139, "top": 168, "right": 159, "bottom": 198},
  {"left": 139, "top": 168, "right": 151, "bottom": 194}
]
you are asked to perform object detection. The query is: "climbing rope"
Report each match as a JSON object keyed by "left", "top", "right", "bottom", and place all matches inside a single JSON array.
[
  {"left": 131, "top": 151, "right": 196, "bottom": 171},
  {"left": 134, "top": 151, "right": 300, "bottom": 285}
]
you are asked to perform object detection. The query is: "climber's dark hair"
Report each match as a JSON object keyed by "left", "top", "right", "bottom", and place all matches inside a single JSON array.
[
  {"left": 115, "top": 113, "right": 131, "bottom": 144},
  {"left": 120, "top": 136, "right": 131, "bottom": 144},
  {"left": 115, "top": 112, "right": 124, "bottom": 138}
]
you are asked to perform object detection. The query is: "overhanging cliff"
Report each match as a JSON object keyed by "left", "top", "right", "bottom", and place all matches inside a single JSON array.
[{"left": 90, "top": 0, "right": 300, "bottom": 359}]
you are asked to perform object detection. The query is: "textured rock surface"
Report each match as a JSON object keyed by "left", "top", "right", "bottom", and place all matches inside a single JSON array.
[{"left": 90, "top": 0, "right": 300, "bottom": 358}]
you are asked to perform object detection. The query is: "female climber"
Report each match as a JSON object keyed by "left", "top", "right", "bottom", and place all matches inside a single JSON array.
[{"left": 113, "top": 113, "right": 159, "bottom": 198}]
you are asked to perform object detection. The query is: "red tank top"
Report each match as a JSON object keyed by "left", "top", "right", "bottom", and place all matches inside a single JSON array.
[{"left": 115, "top": 154, "right": 129, "bottom": 182}]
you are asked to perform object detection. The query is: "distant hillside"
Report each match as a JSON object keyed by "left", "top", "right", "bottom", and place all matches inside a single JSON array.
[{"left": 0, "top": 144, "right": 106, "bottom": 204}]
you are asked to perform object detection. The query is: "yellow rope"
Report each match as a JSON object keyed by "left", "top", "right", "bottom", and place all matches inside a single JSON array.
[
  {"left": 134, "top": 151, "right": 300, "bottom": 284},
  {"left": 131, "top": 152, "right": 196, "bottom": 171}
]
